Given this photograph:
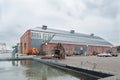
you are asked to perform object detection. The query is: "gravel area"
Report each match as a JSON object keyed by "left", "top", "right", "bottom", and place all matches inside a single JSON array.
[
  {"left": 57, "top": 56, "right": 120, "bottom": 75},
  {"left": 42, "top": 55, "right": 120, "bottom": 80}
]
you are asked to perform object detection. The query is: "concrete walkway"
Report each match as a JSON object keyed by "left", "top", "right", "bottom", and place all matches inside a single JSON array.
[
  {"left": 35, "top": 55, "right": 120, "bottom": 80},
  {"left": 60, "top": 56, "right": 120, "bottom": 75}
]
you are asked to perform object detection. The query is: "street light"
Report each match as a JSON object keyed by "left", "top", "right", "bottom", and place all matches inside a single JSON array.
[
  {"left": 45, "top": 43, "right": 48, "bottom": 54},
  {"left": 85, "top": 45, "right": 88, "bottom": 56}
]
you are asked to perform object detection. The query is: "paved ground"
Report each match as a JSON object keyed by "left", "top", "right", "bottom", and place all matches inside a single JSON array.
[
  {"left": 38, "top": 55, "right": 120, "bottom": 80},
  {"left": 58, "top": 56, "right": 120, "bottom": 75}
]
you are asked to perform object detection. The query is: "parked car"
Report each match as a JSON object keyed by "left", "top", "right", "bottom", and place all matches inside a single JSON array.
[
  {"left": 111, "top": 53, "right": 118, "bottom": 57},
  {"left": 97, "top": 53, "right": 112, "bottom": 57}
]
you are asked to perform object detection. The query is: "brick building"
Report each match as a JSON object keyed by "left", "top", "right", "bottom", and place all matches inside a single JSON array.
[{"left": 20, "top": 26, "right": 117, "bottom": 55}]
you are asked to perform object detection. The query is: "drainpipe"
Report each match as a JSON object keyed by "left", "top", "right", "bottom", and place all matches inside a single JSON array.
[{"left": 86, "top": 45, "right": 88, "bottom": 56}]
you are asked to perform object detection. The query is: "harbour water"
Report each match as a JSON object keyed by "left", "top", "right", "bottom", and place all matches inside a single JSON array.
[{"left": 0, "top": 60, "right": 96, "bottom": 80}]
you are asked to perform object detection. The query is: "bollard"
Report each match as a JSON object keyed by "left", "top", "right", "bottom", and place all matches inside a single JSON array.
[
  {"left": 81, "top": 61, "right": 83, "bottom": 66},
  {"left": 17, "top": 54, "right": 18, "bottom": 58},
  {"left": 93, "top": 63, "right": 97, "bottom": 70}
]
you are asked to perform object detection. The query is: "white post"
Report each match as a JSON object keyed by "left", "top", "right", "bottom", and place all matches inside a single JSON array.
[{"left": 45, "top": 43, "right": 48, "bottom": 54}]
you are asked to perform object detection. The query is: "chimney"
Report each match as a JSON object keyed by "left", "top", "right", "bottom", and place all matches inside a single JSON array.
[
  {"left": 90, "top": 33, "right": 94, "bottom": 37},
  {"left": 70, "top": 30, "right": 75, "bottom": 34},
  {"left": 42, "top": 25, "right": 47, "bottom": 30}
]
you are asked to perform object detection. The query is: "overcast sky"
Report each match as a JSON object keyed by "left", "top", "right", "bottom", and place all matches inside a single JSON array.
[{"left": 0, "top": 0, "right": 120, "bottom": 48}]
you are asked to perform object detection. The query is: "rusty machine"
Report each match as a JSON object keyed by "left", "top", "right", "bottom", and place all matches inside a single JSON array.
[
  {"left": 53, "top": 43, "right": 65, "bottom": 59},
  {"left": 24, "top": 48, "right": 39, "bottom": 55}
]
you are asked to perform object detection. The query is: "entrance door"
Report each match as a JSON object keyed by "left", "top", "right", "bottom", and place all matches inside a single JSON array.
[
  {"left": 75, "top": 46, "right": 87, "bottom": 55},
  {"left": 75, "top": 47, "right": 82, "bottom": 55}
]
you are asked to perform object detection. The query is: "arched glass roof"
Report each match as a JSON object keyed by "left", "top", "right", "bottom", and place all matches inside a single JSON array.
[{"left": 32, "top": 27, "right": 113, "bottom": 46}]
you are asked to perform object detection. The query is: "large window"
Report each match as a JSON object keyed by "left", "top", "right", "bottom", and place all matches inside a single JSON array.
[
  {"left": 31, "top": 31, "right": 41, "bottom": 39},
  {"left": 43, "top": 33, "right": 53, "bottom": 42},
  {"left": 31, "top": 31, "right": 54, "bottom": 43}
]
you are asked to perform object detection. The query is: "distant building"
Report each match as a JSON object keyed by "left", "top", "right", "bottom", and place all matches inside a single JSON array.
[
  {"left": 20, "top": 26, "right": 117, "bottom": 55},
  {"left": 0, "top": 43, "right": 11, "bottom": 53}
]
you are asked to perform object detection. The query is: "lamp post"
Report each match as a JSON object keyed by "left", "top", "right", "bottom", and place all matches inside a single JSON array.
[
  {"left": 110, "top": 46, "right": 113, "bottom": 53},
  {"left": 85, "top": 45, "right": 88, "bottom": 56},
  {"left": 45, "top": 43, "right": 48, "bottom": 54}
]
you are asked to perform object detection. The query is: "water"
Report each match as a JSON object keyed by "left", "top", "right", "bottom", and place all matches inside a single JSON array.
[{"left": 0, "top": 60, "right": 96, "bottom": 80}]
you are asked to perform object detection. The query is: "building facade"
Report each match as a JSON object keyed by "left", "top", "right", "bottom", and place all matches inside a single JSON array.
[
  {"left": 0, "top": 43, "right": 11, "bottom": 53},
  {"left": 20, "top": 26, "right": 117, "bottom": 55}
]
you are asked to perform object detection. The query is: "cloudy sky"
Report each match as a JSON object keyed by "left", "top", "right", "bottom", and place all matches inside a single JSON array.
[{"left": 0, "top": 0, "right": 120, "bottom": 48}]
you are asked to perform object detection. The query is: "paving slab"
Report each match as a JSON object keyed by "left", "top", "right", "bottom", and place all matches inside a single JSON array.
[{"left": 35, "top": 55, "right": 120, "bottom": 79}]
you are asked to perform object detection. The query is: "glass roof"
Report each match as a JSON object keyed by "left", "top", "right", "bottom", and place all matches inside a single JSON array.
[
  {"left": 32, "top": 27, "right": 113, "bottom": 46},
  {"left": 50, "top": 34, "right": 112, "bottom": 46}
]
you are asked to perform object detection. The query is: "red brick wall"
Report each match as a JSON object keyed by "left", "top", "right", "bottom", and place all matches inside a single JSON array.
[
  {"left": 42, "top": 43, "right": 117, "bottom": 55},
  {"left": 20, "top": 30, "right": 31, "bottom": 53},
  {"left": 42, "top": 43, "right": 56, "bottom": 55},
  {"left": 87, "top": 45, "right": 117, "bottom": 55},
  {"left": 20, "top": 30, "right": 117, "bottom": 55},
  {"left": 42, "top": 43, "right": 87, "bottom": 55},
  {"left": 111, "top": 47, "right": 117, "bottom": 53}
]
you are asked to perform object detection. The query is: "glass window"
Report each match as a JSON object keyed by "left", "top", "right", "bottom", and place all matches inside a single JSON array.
[{"left": 39, "top": 33, "right": 41, "bottom": 39}]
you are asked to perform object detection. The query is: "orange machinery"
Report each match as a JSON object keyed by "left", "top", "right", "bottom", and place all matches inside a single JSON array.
[{"left": 24, "top": 48, "right": 39, "bottom": 55}]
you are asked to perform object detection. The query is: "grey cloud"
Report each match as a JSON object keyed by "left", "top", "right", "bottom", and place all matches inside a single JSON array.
[
  {"left": 83, "top": 0, "right": 120, "bottom": 19},
  {"left": 0, "top": 0, "right": 120, "bottom": 47},
  {"left": 0, "top": 24, "right": 26, "bottom": 46},
  {"left": 47, "top": 0, "right": 62, "bottom": 11},
  {"left": 0, "top": 1, "right": 2, "bottom": 22},
  {"left": 100, "top": 0, "right": 119, "bottom": 18},
  {"left": 47, "top": 0, "right": 85, "bottom": 19}
]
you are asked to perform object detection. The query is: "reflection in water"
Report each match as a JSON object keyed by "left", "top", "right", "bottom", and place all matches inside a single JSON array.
[
  {"left": 41, "top": 65, "right": 47, "bottom": 80},
  {"left": 12, "top": 60, "right": 18, "bottom": 66},
  {"left": 21, "top": 60, "right": 67, "bottom": 80},
  {"left": 21, "top": 60, "right": 96, "bottom": 80},
  {"left": 21, "top": 60, "right": 80, "bottom": 80},
  {"left": 0, "top": 60, "right": 96, "bottom": 80}
]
